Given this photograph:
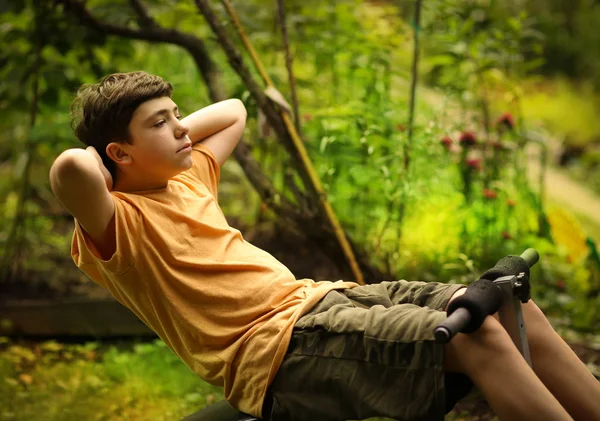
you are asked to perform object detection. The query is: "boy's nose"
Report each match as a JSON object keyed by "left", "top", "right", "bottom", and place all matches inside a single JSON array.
[{"left": 176, "top": 122, "right": 190, "bottom": 138}]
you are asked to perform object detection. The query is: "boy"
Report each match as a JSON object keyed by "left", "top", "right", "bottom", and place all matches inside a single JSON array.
[{"left": 50, "top": 71, "right": 600, "bottom": 421}]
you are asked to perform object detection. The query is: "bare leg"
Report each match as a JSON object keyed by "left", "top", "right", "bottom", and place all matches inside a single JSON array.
[
  {"left": 446, "top": 288, "right": 600, "bottom": 420},
  {"left": 522, "top": 301, "right": 600, "bottom": 421},
  {"left": 444, "top": 315, "right": 572, "bottom": 421}
]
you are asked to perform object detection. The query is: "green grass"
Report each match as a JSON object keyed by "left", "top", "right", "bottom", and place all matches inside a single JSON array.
[{"left": 0, "top": 337, "right": 221, "bottom": 421}]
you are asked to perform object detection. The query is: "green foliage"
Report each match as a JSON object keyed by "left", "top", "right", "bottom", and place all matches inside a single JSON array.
[
  {"left": 0, "top": 0, "right": 598, "bottom": 331},
  {"left": 0, "top": 0, "right": 133, "bottom": 281},
  {"left": 521, "top": 235, "right": 600, "bottom": 332},
  {"left": 523, "top": 0, "right": 600, "bottom": 87},
  {"left": 520, "top": 78, "right": 600, "bottom": 148},
  {"left": 0, "top": 338, "right": 220, "bottom": 420},
  {"left": 421, "top": 0, "right": 600, "bottom": 149},
  {"left": 248, "top": 1, "right": 548, "bottom": 286},
  {"left": 423, "top": 0, "right": 545, "bottom": 87}
]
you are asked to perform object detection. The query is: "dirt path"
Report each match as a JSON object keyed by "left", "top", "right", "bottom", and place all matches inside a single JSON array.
[
  {"left": 527, "top": 141, "right": 600, "bottom": 240},
  {"left": 536, "top": 167, "right": 599, "bottom": 222}
]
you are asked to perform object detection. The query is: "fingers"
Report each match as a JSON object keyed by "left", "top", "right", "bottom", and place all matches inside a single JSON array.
[
  {"left": 85, "top": 146, "right": 113, "bottom": 191},
  {"left": 86, "top": 146, "right": 106, "bottom": 170},
  {"left": 445, "top": 286, "right": 467, "bottom": 311},
  {"left": 85, "top": 146, "right": 101, "bottom": 161}
]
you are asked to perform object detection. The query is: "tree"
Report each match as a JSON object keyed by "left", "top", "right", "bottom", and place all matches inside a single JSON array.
[{"left": 0, "top": 0, "right": 127, "bottom": 282}]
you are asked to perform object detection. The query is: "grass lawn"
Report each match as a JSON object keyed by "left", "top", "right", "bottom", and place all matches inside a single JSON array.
[{"left": 0, "top": 338, "right": 222, "bottom": 421}]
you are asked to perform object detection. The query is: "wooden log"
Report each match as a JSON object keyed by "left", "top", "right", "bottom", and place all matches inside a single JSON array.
[{"left": 0, "top": 298, "right": 155, "bottom": 338}]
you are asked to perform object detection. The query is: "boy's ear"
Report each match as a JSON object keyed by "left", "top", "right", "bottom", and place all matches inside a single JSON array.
[{"left": 106, "top": 141, "right": 133, "bottom": 165}]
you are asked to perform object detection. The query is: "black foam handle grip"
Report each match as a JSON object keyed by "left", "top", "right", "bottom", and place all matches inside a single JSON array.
[
  {"left": 480, "top": 255, "right": 530, "bottom": 282},
  {"left": 479, "top": 250, "right": 538, "bottom": 302},
  {"left": 435, "top": 249, "right": 540, "bottom": 343},
  {"left": 446, "top": 279, "right": 503, "bottom": 333}
]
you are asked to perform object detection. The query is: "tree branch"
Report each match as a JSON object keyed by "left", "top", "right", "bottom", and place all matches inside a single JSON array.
[
  {"left": 61, "top": 0, "right": 172, "bottom": 43},
  {"left": 276, "top": 0, "right": 302, "bottom": 137},
  {"left": 194, "top": 0, "right": 316, "bottom": 198},
  {"left": 59, "top": 0, "right": 224, "bottom": 99},
  {"left": 129, "top": 0, "right": 157, "bottom": 28}
]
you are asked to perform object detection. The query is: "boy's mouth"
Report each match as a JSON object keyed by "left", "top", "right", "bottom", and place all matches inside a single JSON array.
[{"left": 177, "top": 142, "right": 192, "bottom": 152}]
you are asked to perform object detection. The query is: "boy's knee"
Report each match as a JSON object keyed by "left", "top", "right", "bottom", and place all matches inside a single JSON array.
[
  {"left": 444, "top": 315, "right": 515, "bottom": 375},
  {"left": 522, "top": 299, "right": 555, "bottom": 342},
  {"left": 522, "top": 299, "right": 547, "bottom": 324}
]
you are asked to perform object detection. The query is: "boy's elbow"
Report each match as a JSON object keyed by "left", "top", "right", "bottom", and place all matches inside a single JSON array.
[
  {"left": 51, "top": 149, "right": 88, "bottom": 176},
  {"left": 50, "top": 150, "right": 80, "bottom": 193},
  {"left": 51, "top": 149, "right": 77, "bottom": 177},
  {"left": 49, "top": 149, "right": 94, "bottom": 192},
  {"left": 233, "top": 98, "right": 247, "bottom": 119}
]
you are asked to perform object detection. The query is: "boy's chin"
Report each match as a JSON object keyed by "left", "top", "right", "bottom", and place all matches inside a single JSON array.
[
  {"left": 170, "top": 164, "right": 192, "bottom": 178},
  {"left": 181, "top": 160, "right": 193, "bottom": 171}
]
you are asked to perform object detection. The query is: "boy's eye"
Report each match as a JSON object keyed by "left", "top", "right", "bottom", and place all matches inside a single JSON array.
[{"left": 154, "top": 120, "right": 165, "bottom": 127}]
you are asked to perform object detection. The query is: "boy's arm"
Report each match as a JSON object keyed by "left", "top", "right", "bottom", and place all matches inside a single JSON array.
[
  {"left": 181, "top": 99, "right": 247, "bottom": 167},
  {"left": 49, "top": 147, "right": 116, "bottom": 258}
]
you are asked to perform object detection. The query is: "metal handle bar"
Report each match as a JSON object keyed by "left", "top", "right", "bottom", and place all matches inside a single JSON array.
[{"left": 434, "top": 248, "right": 539, "bottom": 343}]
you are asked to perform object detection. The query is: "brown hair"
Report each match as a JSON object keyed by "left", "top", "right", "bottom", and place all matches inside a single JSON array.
[{"left": 71, "top": 71, "right": 173, "bottom": 178}]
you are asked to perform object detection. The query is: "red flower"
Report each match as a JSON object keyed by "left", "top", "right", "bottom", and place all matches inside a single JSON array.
[
  {"left": 483, "top": 189, "right": 498, "bottom": 199},
  {"left": 557, "top": 280, "right": 566, "bottom": 290},
  {"left": 459, "top": 131, "right": 477, "bottom": 146},
  {"left": 490, "top": 139, "right": 506, "bottom": 150},
  {"left": 507, "top": 199, "right": 517, "bottom": 207},
  {"left": 303, "top": 113, "right": 313, "bottom": 122},
  {"left": 465, "top": 158, "right": 481, "bottom": 170},
  {"left": 502, "top": 231, "right": 513, "bottom": 240},
  {"left": 396, "top": 124, "right": 406, "bottom": 132},
  {"left": 440, "top": 136, "right": 452, "bottom": 150},
  {"left": 497, "top": 113, "right": 515, "bottom": 131}
]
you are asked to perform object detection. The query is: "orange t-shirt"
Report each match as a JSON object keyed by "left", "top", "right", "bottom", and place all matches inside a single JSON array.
[{"left": 71, "top": 143, "right": 358, "bottom": 417}]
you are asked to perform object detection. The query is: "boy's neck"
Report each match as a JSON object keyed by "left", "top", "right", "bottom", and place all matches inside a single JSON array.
[{"left": 113, "top": 174, "right": 168, "bottom": 193}]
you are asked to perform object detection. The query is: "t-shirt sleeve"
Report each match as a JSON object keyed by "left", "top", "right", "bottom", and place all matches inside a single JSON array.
[
  {"left": 71, "top": 194, "right": 140, "bottom": 279},
  {"left": 180, "top": 142, "right": 221, "bottom": 198}
]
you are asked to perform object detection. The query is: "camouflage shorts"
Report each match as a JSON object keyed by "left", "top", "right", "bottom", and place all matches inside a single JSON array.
[{"left": 264, "top": 280, "right": 472, "bottom": 421}]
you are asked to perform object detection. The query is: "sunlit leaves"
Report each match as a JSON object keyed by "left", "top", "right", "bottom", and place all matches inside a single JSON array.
[{"left": 421, "top": 0, "right": 545, "bottom": 106}]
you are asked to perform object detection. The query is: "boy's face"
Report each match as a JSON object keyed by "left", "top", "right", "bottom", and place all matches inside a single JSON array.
[{"left": 113, "top": 96, "right": 193, "bottom": 184}]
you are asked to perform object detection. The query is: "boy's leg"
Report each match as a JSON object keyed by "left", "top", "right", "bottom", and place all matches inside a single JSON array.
[
  {"left": 447, "top": 288, "right": 600, "bottom": 420},
  {"left": 444, "top": 315, "right": 573, "bottom": 421},
  {"left": 521, "top": 301, "right": 600, "bottom": 420}
]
